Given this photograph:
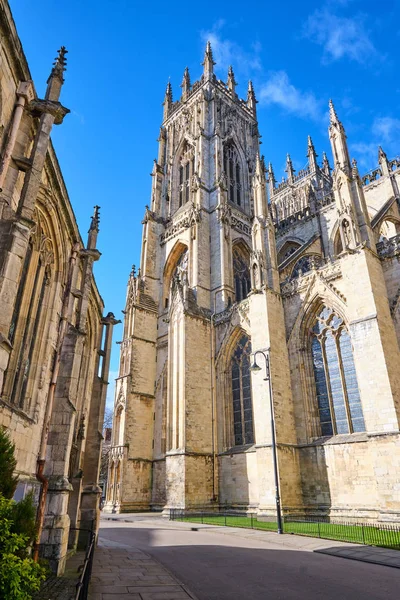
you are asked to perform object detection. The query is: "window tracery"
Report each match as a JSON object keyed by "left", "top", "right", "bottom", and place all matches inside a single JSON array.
[
  {"left": 231, "top": 334, "right": 254, "bottom": 446},
  {"left": 291, "top": 254, "right": 322, "bottom": 279},
  {"left": 178, "top": 143, "right": 194, "bottom": 208},
  {"left": 233, "top": 248, "right": 251, "bottom": 302},
  {"left": 310, "top": 307, "right": 365, "bottom": 436},
  {"left": 223, "top": 142, "right": 242, "bottom": 206}
]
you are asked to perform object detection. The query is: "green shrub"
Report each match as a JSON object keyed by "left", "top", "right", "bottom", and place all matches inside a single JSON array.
[
  {"left": 0, "top": 429, "right": 18, "bottom": 499},
  {"left": 0, "top": 495, "right": 46, "bottom": 599}
]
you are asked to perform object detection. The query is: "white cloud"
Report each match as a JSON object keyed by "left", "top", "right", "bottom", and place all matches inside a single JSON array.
[
  {"left": 303, "top": 8, "right": 377, "bottom": 65},
  {"left": 200, "top": 23, "right": 325, "bottom": 124},
  {"left": 200, "top": 23, "right": 261, "bottom": 77},
  {"left": 259, "top": 71, "right": 323, "bottom": 122},
  {"left": 372, "top": 117, "right": 400, "bottom": 143},
  {"left": 351, "top": 116, "right": 400, "bottom": 171}
]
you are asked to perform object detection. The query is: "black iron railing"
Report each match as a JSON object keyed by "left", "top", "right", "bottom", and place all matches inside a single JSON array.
[
  {"left": 170, "top": 510, "right": 400, "bottom": 550},
  {"left": 71, "top": 527, "right": 96, "bottom": 600}
]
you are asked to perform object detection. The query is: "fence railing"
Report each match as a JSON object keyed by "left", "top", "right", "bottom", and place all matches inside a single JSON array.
[
  {"left": 71, "top": 527, "right": 96, "bottom": 600},
  {"left": 170, "top": 510, "right": 400, "bottom": 550}
]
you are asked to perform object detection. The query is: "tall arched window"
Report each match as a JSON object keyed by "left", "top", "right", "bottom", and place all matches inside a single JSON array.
[
  {"left": 311, "top": 307, "right": 365, "bottom": 436},
  {"left": 178, "top": 142, "right": 194, "bottom": 208},
  {"left": 233, "top": 248, "right": 251, "bottom": 302},
  {"left": 224, "top": 143, "right": 242, "bottom": 206},
  {"left": 231, "top": 334, "right": 254, "bottom": 446}
]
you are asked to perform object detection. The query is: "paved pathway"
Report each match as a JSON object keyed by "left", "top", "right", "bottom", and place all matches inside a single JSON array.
[
  {"left": 89, "top": 538, "right": 198, "bottom": 600},
  {"left": 92, "top": 514, "right": 400, "bottom": 600}
]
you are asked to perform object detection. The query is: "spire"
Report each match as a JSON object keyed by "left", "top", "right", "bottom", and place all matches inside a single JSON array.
[
  {"left": 351, "top": 157, "right": 359, "bottom": 178},
  {"left": 87, "top": 205, "right": 100, "bottom": 250},
  {"left": 227, "top": 66, "right": 237, "bottom": 96},
  {"left": 307, "top": 135, "right": 318, "bottom": 171},
  {"left": 247, "top": 80, "right": 257, "bottom": 116},
  {"left": 202, "top": 40, "right": 215, "bottom": 81},
  {"left": 255, "top": 152, "right": 263, "bottom": 178},
  {"left": 378, "top": 146, "right": 390, "bottom": 176},
  {"left": 329, "top": 99, "right": 340, "bottom": 125},
  {"left": 157, "top": 126, "right": 167, "bottom": 167},
  {"left": 322, "top": 151, "right": 331, "bottom": 177},
  {"left": 267, "top": 162, "right": 276, "bottom": 197},
  {"left": 180, "top": 67, "right": 191, "bottom": 101},
  {"left": 253, "top": 153, "right": 268, "bottom": 218},
  {"left": 46, "top": 46, "right": 68, "bottom": 102},
  {"left": 328, "top": 99, "right": 350, "bottom": 173},
  {"left": 163, "top": 80, "right": 173, "bottom": 121},
  {"left": 285, "top": 154, "right": 295, "bottom": 184}
]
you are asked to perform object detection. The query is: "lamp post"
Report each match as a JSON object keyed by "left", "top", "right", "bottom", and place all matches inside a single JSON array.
[{"left": 250, "top": 350, "right": 283, "bottom": 534}]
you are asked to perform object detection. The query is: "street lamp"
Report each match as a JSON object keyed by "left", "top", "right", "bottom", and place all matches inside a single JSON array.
[{"left": 250, "top": 350, "right": 283, "bottom": 534}]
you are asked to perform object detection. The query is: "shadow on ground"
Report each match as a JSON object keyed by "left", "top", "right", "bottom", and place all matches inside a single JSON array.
[{"left": 96, "top": 526, "right": 400, "bottom": 600}]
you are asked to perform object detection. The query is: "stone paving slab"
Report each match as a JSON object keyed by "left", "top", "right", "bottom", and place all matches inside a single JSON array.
[{"left": 88, "top": 543, "right": 198, "bottom": 600}]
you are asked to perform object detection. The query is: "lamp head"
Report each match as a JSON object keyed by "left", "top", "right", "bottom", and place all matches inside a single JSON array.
[{"left": 250, "top": 357, "right": 261, "bottom": 372}]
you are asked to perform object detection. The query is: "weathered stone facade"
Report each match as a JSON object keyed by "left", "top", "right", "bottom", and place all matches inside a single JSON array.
[
  {"left": 106, "top": 43, "right": 400, "bottom": 522},
  {"left": 0, "top": 0, "right": 117, "bottom": 574}
]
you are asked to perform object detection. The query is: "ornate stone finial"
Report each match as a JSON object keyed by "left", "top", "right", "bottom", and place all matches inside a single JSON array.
[
  {"left": 163, "top": 80, "right": 173, "bottom": 120},
  {"left": 164, "top": 80, "right": 173, "bottom": 102},
  {"left": 247, "top": 80, "right": 257, "bottom": 115},
  {"left": 227, "top": 66, "right": 237, "bottom": 95},
  {"left": 307, "top": 135, "right": 316, "bottom": 156},
  {"left": 180, "top": 67, "right": 191, "bottom": 100},
  {"left": 89, "top": 205, "right": 100, "bottom": 232},
  {"left": 285, "top": 154, "right": 295, "bottom": 183},
  {"left": 255, "top": 152, "right": 263, "bottom": 177},
  {"left": 130, "top": 264, "right": 136, "bottom": 278},
  {"left": 307, "top": 135, "right": 318, "bottom": 171},
  {"left": 352, "top": 157, "right": 359, "bottom": 177},
  {"left": 378, "top": 146, "right": 387, "bottom": 162},
  {"left": 202, "top": 40, "right": 216, "bottom": 79},
  {"left": 378, "top": 145, "right": 390, "bottom": 176},
  {"left": 47, "top": 46, "right": 68, "bottom": 84},
  {"left": 329, "top": 99, "right": 340, "bottom": 125},
  {"left": 322, "top": 151, "right": 331, "bottom": 176}
]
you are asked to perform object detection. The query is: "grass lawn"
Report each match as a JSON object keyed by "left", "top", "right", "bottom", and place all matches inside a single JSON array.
[{"left": 177, "top": 515, "right": 400, "bottom": 549}]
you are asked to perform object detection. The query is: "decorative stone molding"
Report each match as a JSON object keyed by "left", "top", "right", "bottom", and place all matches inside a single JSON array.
[
  {"left": 377, "top": 233, "right": 400, "bottom": 258},
  {"left": 281, "top": 260, "right": 342, "bottom": 298},
  {"left": 160, "top": 202, "right": 201, "bottom": 244}
]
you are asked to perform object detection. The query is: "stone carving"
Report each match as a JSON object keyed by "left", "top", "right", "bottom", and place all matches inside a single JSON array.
[{"left": 160, "top": 202, "right": 201, "bottom": 244}]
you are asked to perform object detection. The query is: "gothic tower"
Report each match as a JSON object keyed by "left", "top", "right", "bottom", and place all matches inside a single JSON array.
[{"left": 104, "top": 43, "right": 302, "bottom": 513}]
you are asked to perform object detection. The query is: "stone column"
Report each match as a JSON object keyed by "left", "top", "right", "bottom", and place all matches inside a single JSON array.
[{"left": 79, "top": 313, "right": 120, "bottom": 546}]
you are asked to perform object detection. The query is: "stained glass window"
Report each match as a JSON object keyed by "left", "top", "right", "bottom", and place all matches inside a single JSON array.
[
  {"left": 231, "top": 335, "right": 254, "bottom": 446},
  {"left": 310, "top": 307, "right": 365, "bottom": 436}
]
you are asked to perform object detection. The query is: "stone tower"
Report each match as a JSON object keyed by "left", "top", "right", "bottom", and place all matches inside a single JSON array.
[{"left": 104, "top": 42, "right": 302, "bottom": 514}]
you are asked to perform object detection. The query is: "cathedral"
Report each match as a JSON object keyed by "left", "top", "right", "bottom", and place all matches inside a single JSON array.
[
  {"left": 0, "top": 0, "right": 117, "bottom": 574},
  {"left": 105, "top": 42, "right": 400, "bottom": 522}
]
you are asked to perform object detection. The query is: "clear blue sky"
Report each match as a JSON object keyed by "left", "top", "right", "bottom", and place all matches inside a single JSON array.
[{"left": 11, "top": 0, "right": 400, "bottom": 407}]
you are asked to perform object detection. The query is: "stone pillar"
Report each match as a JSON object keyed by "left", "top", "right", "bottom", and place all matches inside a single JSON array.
[
  {"left": 249, "top": 289, "right": 303, "bottom": 516},
  {"left": 79, "top": 313, "right": 120, "bottom": 546}
]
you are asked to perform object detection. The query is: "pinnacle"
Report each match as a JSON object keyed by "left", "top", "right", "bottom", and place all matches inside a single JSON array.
[
  {"left": 329, "top": 99, "right": 339, "bottom": 124},
  {"left": 89, "top": 205, "right": 100, "bottom": 232},
  {"left": 165, "top": 80, "right": 173, "bottom": 100},
  {"left": 48, "top": 46, "right": 68, "bottom": 83},
  {"left": 203, "top": 40, "right": 216, "bottom": 68}
]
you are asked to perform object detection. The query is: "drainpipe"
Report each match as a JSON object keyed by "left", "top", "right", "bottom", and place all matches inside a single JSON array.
[{"left": 33, "top": 242, "right": 80, "bottom": 562}]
